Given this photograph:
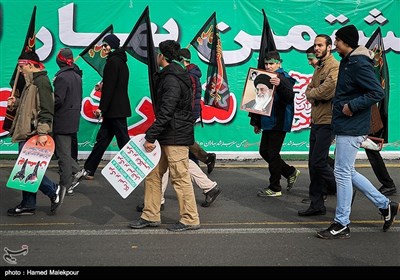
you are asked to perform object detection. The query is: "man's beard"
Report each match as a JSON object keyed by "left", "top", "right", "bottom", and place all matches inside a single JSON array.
[
  {"left": 317, "top": 48, "right": 328, "bottom": 60},
  {"left": 254, "top": 94, "right": 272, "bottom": 111}
]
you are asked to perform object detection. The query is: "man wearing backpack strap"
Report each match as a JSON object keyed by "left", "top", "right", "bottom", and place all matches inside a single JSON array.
[{"left": 180, "top": 48, "right": 216, "bottom": 174}]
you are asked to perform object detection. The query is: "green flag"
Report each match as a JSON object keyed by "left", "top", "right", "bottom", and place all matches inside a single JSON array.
[
  {"left": 79, "top": 24, "right": 113, "bottom": 77},
  {"left": 190, "top": 12, "right": 230, "bottom": 111},
  {"left": 365, "top": 27, "right": 389, "bottom": 142}
]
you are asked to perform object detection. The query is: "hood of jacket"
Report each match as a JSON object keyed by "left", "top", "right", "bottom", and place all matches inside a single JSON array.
[
  {"left": 349, "top": 45, "right": 375, "bottom": 59},
  {"left": 107, "top": 48, "right": 128, "bottom": 63},
  {"left": 159, "top": 61, "right": 192, "bottom": 89},
  {"left": 186, "top": 63, "right": 202, "bottom": 79},
  {"left": 55, "top": 64, "right": 83, "bottom": 77}
]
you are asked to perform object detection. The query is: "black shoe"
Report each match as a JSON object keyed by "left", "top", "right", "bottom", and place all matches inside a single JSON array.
[
  {"left": 378, "top": 185, "right": 397, "bottom": 196},
  {"left": 167, "top": 221, "right": 200, "bottom": 232},
  {"left": 7, "top": 205, "right": 36, "bottom": 216},
  {"left": 206, "top": 153, "right": 216, "bottom": 174},
  {"left": 50, "top": 185, "right": 66, "bottom": 214},
  {"left": 136, "top": 203, "right": 164, "bottom": 212},
  {"left": 129, "top": 218, "right": 161, "bottom": 229},
  {"left": 317, "top": 222, "right": 351, "bottom": 239},
  {"left": 201, "top": 186, "right": 221, "bottom": 207},
  {"left": 380, "top": 201, "right": 400, "bottom": 232},
  {"left": 298, "top": 207, "right": 326, "bottom": 216},
  {"left": 301, "top": 196, "right": 327, "bottom": 204}
]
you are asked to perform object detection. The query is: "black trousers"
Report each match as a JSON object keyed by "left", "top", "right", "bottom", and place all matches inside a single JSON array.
[
  {"left": 365, "top": 149, "right": 395, "bottom": 188},
  {"left": 84, "top": 117, "right": 130, "bottom": 175},
  {"left": 308, "top": 124, "right": 336, "bottom": 210},
  {"left": 259, "top": 130, "right": 295, "bottom": 192}
]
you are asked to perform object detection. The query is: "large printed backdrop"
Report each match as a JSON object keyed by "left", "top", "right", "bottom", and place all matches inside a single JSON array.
[{"left": 0, "top": 0, "right": 399, "bottom": 157}]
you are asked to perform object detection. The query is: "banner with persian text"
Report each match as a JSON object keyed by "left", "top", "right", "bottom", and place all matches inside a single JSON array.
[{"left": 0, "top": 0, "right": 399, "bottom": 158}]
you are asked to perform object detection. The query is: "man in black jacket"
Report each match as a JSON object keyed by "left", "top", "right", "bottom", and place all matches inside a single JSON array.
[
  {"left": 53, "top": 48, "right": 83, "bottom": 196},
  {"left": 70, "top": 34, "right": 131, "bottom": 193},
  {"left": 129, "top": 40, "right": 200, "bottom": 232}
]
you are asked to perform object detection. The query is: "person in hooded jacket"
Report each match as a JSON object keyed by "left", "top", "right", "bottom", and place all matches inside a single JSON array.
[
  {"left": 317, "top": 25, "right": 399, "bottom": 239},
  {"left": 251, "top": 51, "right": 300, "bottom": 197},
  {"left": 7, "top": 51, "right": 65, "bottom": 216},
  {"left": 129, "top": 40, "right": 200, "bottom": 232},
  {"left": 53, "top": 48, "right": 83, "bottom": 195},
  {"left": 70, "top": 34, "right": 131, "bottom": 194}
]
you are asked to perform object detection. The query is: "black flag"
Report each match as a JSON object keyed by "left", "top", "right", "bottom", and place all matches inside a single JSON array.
[
  {"left": 3, "top": 6, "right": 36, "bottom": 132},
  {"left": 122, "top": 6, "right": 157, "bottom": 109},
  {"left": 258, "top": 9, "right": 276, "bottom": 69}
]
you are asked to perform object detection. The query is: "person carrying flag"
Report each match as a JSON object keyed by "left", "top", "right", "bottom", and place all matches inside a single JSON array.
[
  {"left": 7, "top": 51, "right": 66, "bottom": 216},
  {"left": 70, "top": 34, "right": 131, "bottom": 194}
]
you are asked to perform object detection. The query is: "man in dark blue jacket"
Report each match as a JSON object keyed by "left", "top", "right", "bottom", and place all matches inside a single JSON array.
[
  {"left": 53, "top": 48, "right": 83, "bottom": 195},
  {"left": 317, "top": 25, "right": 399, "bottom": 239},
  {"left": 71, "top": 34, "right": 131, "bottom": 193},
  {"left": 130, "top": 40, "right": 200, "bottom": 232}
]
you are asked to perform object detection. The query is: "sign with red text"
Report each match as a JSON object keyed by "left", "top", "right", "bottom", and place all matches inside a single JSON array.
[
  {"left": 101, "top": 134, "right": 161, "bottom": 199},
  {"left": 7, "top": 135, "right": 55, "bottom": 193}
]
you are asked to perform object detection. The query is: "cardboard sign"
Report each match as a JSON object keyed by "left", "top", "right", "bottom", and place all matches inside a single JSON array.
[
  {"left": 101, "top": 134, "right": 161, "bottom": 199},
  {"left": 7, "top": 135, "right": 55, "bottom": 193}
]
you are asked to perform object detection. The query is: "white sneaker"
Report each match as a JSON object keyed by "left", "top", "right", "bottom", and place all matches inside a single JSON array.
[{"left": 70, "top": 169, "right": 88, "bottom": 190}]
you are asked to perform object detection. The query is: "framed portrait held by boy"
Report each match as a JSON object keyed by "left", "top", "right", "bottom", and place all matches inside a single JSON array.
[{"left": 240, "top": 67, "right": 277, "bottom": 116}]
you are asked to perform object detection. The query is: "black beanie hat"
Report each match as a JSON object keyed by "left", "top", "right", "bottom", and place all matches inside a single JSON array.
[
  {"left": 103, "top": 34, "right": 120, "bottom": 49},
  {"left": 254, "top": 74, "right": 272, "bottom": 88},
  {"left": 335, "top": 25, "right": 359, "bottom": 49}
]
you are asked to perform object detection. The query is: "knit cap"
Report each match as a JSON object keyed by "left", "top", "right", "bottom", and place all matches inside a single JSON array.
[
  {"left": 335, "top": 25, "right": 359, "bottom": 48},
  {"left": 103, "top": 34, "right": 120, "bottom": 50}
]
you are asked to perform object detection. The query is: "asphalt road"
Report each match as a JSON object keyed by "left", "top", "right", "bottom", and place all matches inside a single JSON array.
[{"left": 1, "top": 159, "right": 399, "bottom": 272}]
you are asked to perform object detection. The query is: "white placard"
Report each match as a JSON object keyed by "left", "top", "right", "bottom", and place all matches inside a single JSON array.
[{"left": 101, "top": 134, "right": 161, "bottom": 199}]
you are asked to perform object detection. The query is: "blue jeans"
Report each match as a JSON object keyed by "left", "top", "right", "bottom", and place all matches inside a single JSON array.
[
  {"left": 333, "top": 135, "right": 389, "bottom": 226},
  {"left": 18, "top": 141, "right": 57, "bottom": 208}
]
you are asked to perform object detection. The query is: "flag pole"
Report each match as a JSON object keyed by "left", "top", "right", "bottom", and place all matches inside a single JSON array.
[{"left": 10, "top": 67, "right": 20, "bottom": 98}]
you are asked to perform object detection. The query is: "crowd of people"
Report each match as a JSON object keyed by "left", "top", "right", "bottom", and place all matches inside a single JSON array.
[{"left": 5, "top": 25, "right": 398, "bottom": 238}]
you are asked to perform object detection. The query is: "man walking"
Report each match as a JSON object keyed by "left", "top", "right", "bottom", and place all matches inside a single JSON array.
[
  {"left": 129, "top": 40, "right": 200, "bottom": 232},
  {"left": 317, "top": 25, "right": 399, "bottom": 239},
  {"left": 7, "top": 51, "right": 65, "bottom": 216},
  {"left": 298, "top": 35, "right": 338, "bottom": 216},
  {"left": 53, "top": 48, "right": 83, "bottom": 196},
  {"left": 70, "top": 34, "right": 131, "bottom": 194}
]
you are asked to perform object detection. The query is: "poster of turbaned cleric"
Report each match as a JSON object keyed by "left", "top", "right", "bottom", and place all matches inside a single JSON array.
[{"left": 240, "top": 68, "right": 277, "bottom": 116}]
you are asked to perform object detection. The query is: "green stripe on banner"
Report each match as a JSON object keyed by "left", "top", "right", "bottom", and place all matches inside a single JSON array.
[
  {"left": 111, "top": 160, "right": 137, "bottom": 188},
  {"left": 120, "top": 150, "right": 146, "bottom": 177},
  {"left": 128, "top": 141, "right": 155, "bottom": 169}
]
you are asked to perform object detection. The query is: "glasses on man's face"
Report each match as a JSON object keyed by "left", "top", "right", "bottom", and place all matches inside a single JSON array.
[{"left": 102, "top": 43, "right": 110, "bottom": 48}]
